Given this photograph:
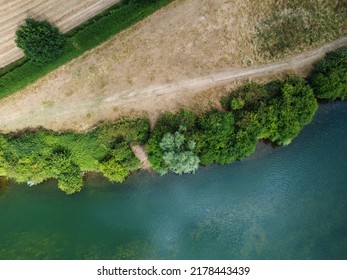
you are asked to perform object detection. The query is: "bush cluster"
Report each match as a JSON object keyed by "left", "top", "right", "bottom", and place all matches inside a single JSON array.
[
  {"left": 0, "top": 119, "right": 149, "bottom": 194},
  {"left": 147, "top": 76, "right": 318, "bottom": 174},
  {"left": 308, "top": 48, "right": 347, "bottom": 100}
]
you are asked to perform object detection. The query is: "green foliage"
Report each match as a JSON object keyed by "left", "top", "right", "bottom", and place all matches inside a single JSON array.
[
  {"left": 0, "top": 67, "right": 327, "bottom": 194},
  {"left": 50, "top": 148, "right": 83, "bottom": 194},
  {"left": 261, "top": 76, "right": 318, "bottom": 145},
  {"left": 147, "top": 110, "right": 198, "bottom": 172},
  {"left": 157, "top": 127, "right": 199, "bottom": 175},
  {"left": 220, "top": 82, "right": 267, "bottom": 159},
  {"left": 148, "top": 78, "right": 317, "bottom": 173},
  {"left": 221, "top": 82, "right": 268, "bottom": 114},
  {"left": 99, "top": 158, "right": 132, "bottom": 183},
  {"left": 223, "top": 76, "right": 318, "bottom": 148},
  {"left": 231, "top": 98, "right": 245, "bottom": 111},
  {"left": 0, "top": 0, "right": 173, "bottom": 99},
  {"left": 309, "top": 48, "right": 347, "bottom": 100},
  {"left": 194, "top": 111, "right": 235, "bottom": 165},
  {"left": 0, "top": 119, "right": 149, "bottom": 194},
  {"left": 15, "top": 18, "right": 65, "bottom": 63},
  {"left": 96, "top": 118, "right": 150, "bottom": 145},
  {"left": 231, "top": 112, "right": 261, "bottom": 160},
  {"left": 122, "top": 0, "right": 157, "bottom": 5},
  {"left": 99, "top": 142, "right": 140, "bottom": 182}
]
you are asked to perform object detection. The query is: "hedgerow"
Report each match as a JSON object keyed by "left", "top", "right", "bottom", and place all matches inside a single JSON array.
[{"left": 0, "top": 0, "right": 173, "bottom": 99}]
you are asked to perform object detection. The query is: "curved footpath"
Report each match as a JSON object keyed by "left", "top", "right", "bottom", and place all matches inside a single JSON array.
[
  {"left": 105, "top": 36, "right": 347, "bottom": 104},
  {"left": 0, "top": 36, "right": 346, "bottom": 133}
]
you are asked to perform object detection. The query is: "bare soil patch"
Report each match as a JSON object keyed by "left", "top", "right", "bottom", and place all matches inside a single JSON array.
[
  {"left": 0, "top": 0, "right": 119, "bottom": 68},
  {"left": 131, "top": 145, "right": 152, "bottom": 171},
  {"left": 0, "top": 0, "right": 345, "bottom": 133}
]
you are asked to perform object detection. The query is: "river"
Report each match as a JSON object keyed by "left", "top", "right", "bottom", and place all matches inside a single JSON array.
[{"left": 0, "top": 102, "right": 346, "bottom": 259}]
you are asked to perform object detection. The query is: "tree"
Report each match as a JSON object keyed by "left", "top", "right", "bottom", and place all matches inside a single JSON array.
[
  {"left": 99, "top": 142, "right": 140, "bottom": 183},
  {"left": 15, "top": 18, "right": 65, "bottom": 63},
  {"left": 261, "top": 76, "right": 318, "bottom": 145},
  {"left": 194, "top": 111, "right": 235, "bottom": 165},
  {"left": 99, "top": 158, "right": 130, "bottom": 183},
  {"left": 309, "top": 48, "right": 347, "bottom": 100},
  {"left": 158, "top": 127, "right": 200, "bottom": 175},
  {"left": 49, "top": 148, "right": 83, "bottom": 194}
]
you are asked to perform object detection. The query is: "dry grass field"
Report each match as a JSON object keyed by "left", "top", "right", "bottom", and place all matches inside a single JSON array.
[
  {"left": 0, "top": 0, "right": 119, "bottom": 68},
  {"left": 0, "top": 0, "right": 345, "bottom": 132}
]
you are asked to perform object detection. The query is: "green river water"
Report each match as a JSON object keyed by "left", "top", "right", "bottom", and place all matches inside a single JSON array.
[{"left": 0, "top": 102, "right": 346, "bottom": 260}]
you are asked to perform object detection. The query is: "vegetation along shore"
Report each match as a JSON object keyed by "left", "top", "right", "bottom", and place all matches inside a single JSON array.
[{"left": 0, "top": 48, "right": 346, "bottom": 194}]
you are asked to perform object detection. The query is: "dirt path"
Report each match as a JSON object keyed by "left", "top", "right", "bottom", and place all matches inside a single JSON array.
[
  {"left": 131, "top": 145, "right": 152, "bottom": 171},
  {"left": 0, "top": 35, "right": 346, "bottom": 133},
  {"left": 0, "top": 0, "right": 119, "bottom": 68},
  {"left": 105, "top": 36, "right": 347, "bottom": 102}
]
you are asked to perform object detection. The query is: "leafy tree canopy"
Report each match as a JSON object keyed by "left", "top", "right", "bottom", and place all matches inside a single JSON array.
[
  {"left": 309, "top": 48, "right": 347, "bottom": 100},
  {"left": 158, "top": 127, "right": 199, "bottom": 175},
  {"left": 15, "top": 18, "right": 65, "bottom": 63}
]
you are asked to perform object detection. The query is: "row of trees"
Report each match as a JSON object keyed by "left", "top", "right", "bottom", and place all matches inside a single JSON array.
[
  {"left": 147, "top": 76, "right": 319, "bottom": 174},
  {"left": 146, "top": 47, "right": 346, "bottom": 175}
]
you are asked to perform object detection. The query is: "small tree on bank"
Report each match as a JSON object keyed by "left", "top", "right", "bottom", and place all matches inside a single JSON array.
[
  {"left": 309, "top": 48, "right": 347, "bottom": 100},
  {"left": 158, "top": 127, "right": 200, "bottom": 175},
  {"left": 15, "top": 18, "right": 65, "bottom": 64}
]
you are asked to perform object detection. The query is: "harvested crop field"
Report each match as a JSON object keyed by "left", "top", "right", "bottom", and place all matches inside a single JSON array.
[
  {"left": 0, "top": 0, "right": 346, "bottom": 132},
  {"left": 0, "top": 0, "right": 119, "bottom": 68}
]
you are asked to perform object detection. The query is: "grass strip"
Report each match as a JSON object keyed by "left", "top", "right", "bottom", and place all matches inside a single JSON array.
[{"left": 0, "top": 0, "right": 173, "bottom": 99}]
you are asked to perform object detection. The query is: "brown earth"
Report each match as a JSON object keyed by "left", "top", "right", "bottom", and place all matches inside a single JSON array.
[
  {"left": 0, "top": 0, "right": 119, "bottom": 68},
  {"left": 0, "top": 0, "right": 346, "bottom": 133},
  {"left": 131, "top": 145, "right": 152, "bottom": 170}
]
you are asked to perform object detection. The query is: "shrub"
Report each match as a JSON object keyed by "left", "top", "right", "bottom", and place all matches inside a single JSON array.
[
  {"left": 194, "top": 111, "right": 235, "bottom": 165},
  {"left": 0, "top": 119, "right": 147, "bottom": 194},
  {"left": 308, "top": 48, "right": 347, "bottom": 100},
  {"left": 15, "top": 18, "right": 65, "bottom": 63},
  {"left": 222, "top": 76, "right": 318, "bottom": 146},
  {"left": 261, "top": 76, "right": 318, "bottom": 145},
  {"left": 99, "top": 142, "right": 140, "bottom": 182},
  {"left": 231, "top": 98, "right": 245, "bottom": 111}
]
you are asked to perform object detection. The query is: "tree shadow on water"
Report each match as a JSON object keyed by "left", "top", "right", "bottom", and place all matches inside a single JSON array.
[{"left": 0, "top": 177, "right": 9, "bottom": 197}]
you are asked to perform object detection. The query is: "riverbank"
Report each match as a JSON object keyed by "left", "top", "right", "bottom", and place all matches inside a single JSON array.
[
  {"left": 0, "top": 75, "right": 321, "bottom": 193},
  {"left": 0, "top": 101, "right": 346, "bottom": 259},
  {"left": 131, "top": 145, "right": 152, "bottom": 171},
  {"left": 0, "top": 47, "right": 345, "bottom": 194}
]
